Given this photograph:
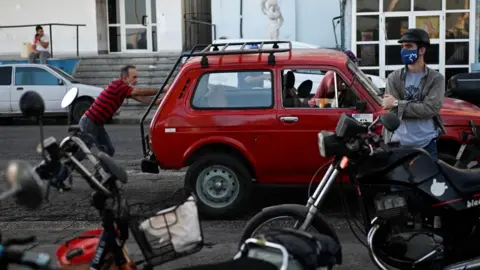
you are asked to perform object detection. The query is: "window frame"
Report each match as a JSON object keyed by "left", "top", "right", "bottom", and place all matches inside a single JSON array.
[
  {"left": 280, "top": 67, "right": 361, "bottom": 110},
  {"left": 0, "top": 66, "right": 13, "bottom": 86},
  {"left": 189, "top": 69, "right": 275, "bottom": 111},
  {"left": 14, "top": 66, "right": 61, "bottom": 86}
]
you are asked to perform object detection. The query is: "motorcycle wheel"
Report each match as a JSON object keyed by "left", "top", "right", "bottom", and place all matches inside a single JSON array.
[{"left": 239, "top": 204, "right": 341, "bottom": 267}]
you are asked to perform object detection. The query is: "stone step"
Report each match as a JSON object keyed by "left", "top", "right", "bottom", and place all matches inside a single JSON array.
[
  {"left": 75, "top": 70, "right": 171, "bottom": 78},
  {"left": 78, "top": 57, "right": 178, "bottom": 65},
  {"left": 78, "top": 77, "right": 167, "bottom": 86},
  {"left": 75, "top": 63, "right": 174, "bottom": 72}
]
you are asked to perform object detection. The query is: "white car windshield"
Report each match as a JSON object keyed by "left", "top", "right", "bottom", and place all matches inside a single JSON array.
[
  {"left": 347, "top": 60, "right": 382, "bottom": 104},
  {"left": 48, "top": 65, "right": 79, "bottom": 83}
]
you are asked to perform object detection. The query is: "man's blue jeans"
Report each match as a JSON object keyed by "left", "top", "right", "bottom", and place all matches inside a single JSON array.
[{"left": 53, "top": 115, "right": 115, "bottom": 184}]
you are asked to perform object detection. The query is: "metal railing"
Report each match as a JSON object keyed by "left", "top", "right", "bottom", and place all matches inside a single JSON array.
[{"left": 0, "top": 23, "right": 87, "bottom": 57}]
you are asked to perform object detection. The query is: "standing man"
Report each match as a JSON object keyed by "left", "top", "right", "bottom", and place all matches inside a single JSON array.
[
  {"left": 28, "top": 25, "right": 51, "bottom": 64},
  {"left": 51, "top": 65, "right": 161, "bottom": 190},
  {"left": 382, "top": 28, "right": 446, "bottom": 159}
]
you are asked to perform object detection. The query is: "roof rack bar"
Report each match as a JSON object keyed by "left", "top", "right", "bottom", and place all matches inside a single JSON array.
[{"left": 180, "top": 40, "right": 292, "bottom": 58}]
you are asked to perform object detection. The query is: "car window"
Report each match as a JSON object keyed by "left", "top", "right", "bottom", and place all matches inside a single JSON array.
[
  {"left": 191, "top": 71, "right": 273, "bottom": 109},
  {"left": 347, "top": 60, "right": 382, "bottom": 104},
  {"left": 0, "top": 67, "right": 12, "bottom": 85},
  {"left": 281, "top": 68, "right": 359, "bottom": 109},
  {"left": 48, "top": 65, "right": 78, "bottom": 83},
  {"left": 15, "top": 67, "right": 59, "bottom": 86}
]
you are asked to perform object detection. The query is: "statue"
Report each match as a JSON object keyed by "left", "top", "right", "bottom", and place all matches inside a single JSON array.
[{"left": 261, "top": 0, "right": 284, "bottom": 40}]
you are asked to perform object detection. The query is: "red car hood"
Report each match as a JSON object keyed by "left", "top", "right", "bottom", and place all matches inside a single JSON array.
[{"left": 440, "top": 98, "right": 480, "bottom": 126}]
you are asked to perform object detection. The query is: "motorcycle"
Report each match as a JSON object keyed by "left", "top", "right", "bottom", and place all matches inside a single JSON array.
[
  {"left": 240, "top": 112, "right": 480, "bottom": 269},
  {"left": 12, "top": 88, "right": 341, "bottom": 270}
]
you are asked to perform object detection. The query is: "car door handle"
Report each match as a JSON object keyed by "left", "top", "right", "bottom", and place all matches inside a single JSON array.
[
  {"left": 16, "top": 87, "right": 23, "bottom": 91},
  {"left": 280, "top": 116, "right": 299, "bottom": 123}
]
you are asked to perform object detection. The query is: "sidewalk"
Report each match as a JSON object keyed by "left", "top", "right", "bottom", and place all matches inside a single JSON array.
[{"left": 111, "top": 105, "right": 155, "bottom": 125}]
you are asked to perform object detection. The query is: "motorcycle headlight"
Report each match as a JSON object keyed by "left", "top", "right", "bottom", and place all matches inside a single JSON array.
[{"left": 317, "top": 131, "right": 336, "bottom": 157}]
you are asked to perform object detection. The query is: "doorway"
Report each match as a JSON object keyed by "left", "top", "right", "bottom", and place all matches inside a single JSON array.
[{"left": 107, "top": 0, "right": 158, "bottom": 53}]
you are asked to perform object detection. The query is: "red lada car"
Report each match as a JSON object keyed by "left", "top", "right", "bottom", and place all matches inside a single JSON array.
[{"left": 140, "top": 41, "right": 480, "bottom": 218}]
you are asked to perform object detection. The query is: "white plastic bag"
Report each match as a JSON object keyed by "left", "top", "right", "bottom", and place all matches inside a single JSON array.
[{"left": 139, "top": 196, "right": 202, "bottom": 253}]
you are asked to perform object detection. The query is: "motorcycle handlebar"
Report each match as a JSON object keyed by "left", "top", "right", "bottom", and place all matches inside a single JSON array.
[{"left": 36, "top": 135, "right": 112, "bottom": 197}]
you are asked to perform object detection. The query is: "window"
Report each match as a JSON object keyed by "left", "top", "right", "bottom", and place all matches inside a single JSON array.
[
  {"left": 48, "top": 65, "right": 78, "bottom": 83},
  {"left": 15, "top": 67, "right": 59, "bottom": 86},
  {"left": 282, "top": 69, "right": 360, "bottom": 109},
  {"left": 191, "top": 71, "right": 273, "bottom": 109},
  {"left": 0, "top": 67, "right": 12, "bottom": 86}
]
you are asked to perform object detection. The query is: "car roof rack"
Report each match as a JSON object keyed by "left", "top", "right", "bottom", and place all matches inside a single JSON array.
[{"left": 182, "top": 40, "right": 292, "bottom": 68}]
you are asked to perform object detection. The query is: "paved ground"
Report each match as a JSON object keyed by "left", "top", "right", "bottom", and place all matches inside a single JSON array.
[{"left": 0, "top": 123, "right": 375, "bottom": 269}]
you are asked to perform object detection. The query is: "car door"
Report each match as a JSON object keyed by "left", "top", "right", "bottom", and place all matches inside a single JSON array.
[
  {"left": 11, "top": 66, "right": 67, "bottom": 113},
  {"left": 274, "top": 67, "right": 377, "bottom": 184},
  {"left": 0, "top": 66, "right": 13, "bottom": 113}
]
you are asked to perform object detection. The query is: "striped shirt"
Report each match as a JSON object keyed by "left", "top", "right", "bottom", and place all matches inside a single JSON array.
[{"left": 85, "top": 79, "right": 134, "bottom": 124}]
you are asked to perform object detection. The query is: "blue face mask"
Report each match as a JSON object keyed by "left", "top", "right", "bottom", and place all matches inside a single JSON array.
[{"left": 400, "top": 48, "right": 418, "bottom": 65}]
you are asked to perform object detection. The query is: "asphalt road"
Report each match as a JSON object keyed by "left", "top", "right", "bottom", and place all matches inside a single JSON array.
[{"left": 0, "top": 123, "right": 375, "bottom": 269}]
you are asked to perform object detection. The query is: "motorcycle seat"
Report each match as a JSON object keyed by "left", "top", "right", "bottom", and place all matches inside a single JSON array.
[
  {"left": 175, "top": 257, "right": 277, "bottom": 270},
  {"left": 438, "top": 160, "right": 480, "bottom": 194}
]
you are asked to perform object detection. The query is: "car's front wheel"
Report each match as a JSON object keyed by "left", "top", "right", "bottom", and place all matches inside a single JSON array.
[
  {"left": 185, "top": 153, "right": 252, "bottom": 219},
  {"left": 71, "top": 99, "right": 93, "bottom": 123}
]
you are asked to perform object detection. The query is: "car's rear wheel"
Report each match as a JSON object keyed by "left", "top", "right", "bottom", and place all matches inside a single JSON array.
[
  {"left": 72, "top": 99, "right": 93, "bottom": 123},
  {"left": 185, "top": 153, "right": 252, "bottom": 219}
]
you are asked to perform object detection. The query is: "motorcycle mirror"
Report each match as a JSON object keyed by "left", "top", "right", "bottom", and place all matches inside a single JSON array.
[
  {"left": 3, "top": 160, "right": 44, "bottom": 209},
  {"left": 19, "top": 91, "right": 45, "bottom": 118},
  {"left": 61, "top": 87, "right": 79, "bottom": 108},
  {"left": 380, "top": 113, "right": 401, "bottom": 132}
]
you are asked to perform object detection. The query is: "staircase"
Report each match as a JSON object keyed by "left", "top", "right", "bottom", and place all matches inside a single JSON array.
[{"left": 73, "top": 53, "right": 179, "bottom": 106}]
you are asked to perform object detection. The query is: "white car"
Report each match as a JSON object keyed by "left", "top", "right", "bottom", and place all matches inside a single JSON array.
[
  {"left": 211, "top": 38, "right": 386, "bottom": 92},
  {"left": 0, "top": 63, "right": 103, "bottom": 122}
]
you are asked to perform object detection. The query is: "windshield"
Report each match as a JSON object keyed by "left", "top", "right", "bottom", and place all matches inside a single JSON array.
[
  {"left": 347, "top": 60, "right": 382, "bottom": 104},
  {"left": 48, "top": 65, "right": 79, "bottom": 83}
]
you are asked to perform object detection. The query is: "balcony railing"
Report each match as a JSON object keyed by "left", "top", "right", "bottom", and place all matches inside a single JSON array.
[{"left": 0, "top": 23, "right": 87, "bottom": 57}]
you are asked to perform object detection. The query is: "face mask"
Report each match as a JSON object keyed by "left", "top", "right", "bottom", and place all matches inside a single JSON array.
[{"left": 400, "top": 48, "right": 418, "bottom": 65}]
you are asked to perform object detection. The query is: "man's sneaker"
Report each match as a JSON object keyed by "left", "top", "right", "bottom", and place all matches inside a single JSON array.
[{"left": 50, "top": 181, "right": 72, "bottom": 192}]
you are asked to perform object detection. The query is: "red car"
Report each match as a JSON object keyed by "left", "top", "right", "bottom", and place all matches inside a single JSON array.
[{"left": 140, "top": 41, "right": 480, "bottom": 218}]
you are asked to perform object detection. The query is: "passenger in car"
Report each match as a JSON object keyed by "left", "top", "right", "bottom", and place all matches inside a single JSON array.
[{"left": 205, "top": 85, "right": 228, "bottom": 107}]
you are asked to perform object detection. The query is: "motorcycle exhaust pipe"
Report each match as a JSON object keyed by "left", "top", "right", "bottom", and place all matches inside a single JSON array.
[{"left": 444, "top": 257, "right": 480, "bottom": 270}]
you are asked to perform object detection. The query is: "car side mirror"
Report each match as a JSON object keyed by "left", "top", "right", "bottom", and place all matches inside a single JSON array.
[
  {"left": 58, "top": 79, "right": 64, "bottom": 86},
  {"left": 355, "top": 100, "right": 367, "bottom": 113}
]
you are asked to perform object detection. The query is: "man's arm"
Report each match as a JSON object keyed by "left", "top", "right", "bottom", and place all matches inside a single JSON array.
[
  {"left": 130, "top": 88, "right": 158, "bottom": 97},
  {"left": 400, "top": 75, "right": 445, "bottom": 119},
  {"left": 130, "top": 95, "right": 161, "bottom": 105},
  {"left": 39, "top": 36, "right": 49, "bottom": 49}
]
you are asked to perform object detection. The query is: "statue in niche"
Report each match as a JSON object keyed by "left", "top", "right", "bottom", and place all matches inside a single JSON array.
[{"left": 261, "top": 0, "right": 284, "bottom": 40}]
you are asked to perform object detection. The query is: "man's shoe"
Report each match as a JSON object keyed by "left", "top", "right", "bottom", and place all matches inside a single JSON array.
[{"left": 50, "top": 181, "right": 72, "bottom": 192}]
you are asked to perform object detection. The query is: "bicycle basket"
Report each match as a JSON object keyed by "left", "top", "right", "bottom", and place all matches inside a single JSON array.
[{"left": 128, "top": 188, "right": 203, "bottom": 267}]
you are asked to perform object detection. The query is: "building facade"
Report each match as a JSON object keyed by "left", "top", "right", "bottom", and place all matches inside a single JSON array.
[{"left": 0, "top": 0, "right": 478, "bottom": 82}]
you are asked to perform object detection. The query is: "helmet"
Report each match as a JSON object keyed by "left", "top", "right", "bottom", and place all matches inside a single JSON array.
[
  {"left": 398, "top": 28, "right": 430, "bottom": 47},
  {"left": 343, "top": 49, "right": 361, "bottom": 62}
]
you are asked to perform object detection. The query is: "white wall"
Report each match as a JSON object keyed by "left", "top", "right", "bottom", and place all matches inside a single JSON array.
[
  {"left": 156, "top": 0, "right": 184, "bottom": 52},
  {"left": 0, "top": 0, "right": 98, "bottom": 57},
  {"left": 211, "top": 0, "right": 344, "bottom": 48}
]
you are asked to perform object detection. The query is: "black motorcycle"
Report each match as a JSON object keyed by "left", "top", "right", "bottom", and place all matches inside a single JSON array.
[{"left": 241, "top": 112, "right": 480, "bottom": 269}]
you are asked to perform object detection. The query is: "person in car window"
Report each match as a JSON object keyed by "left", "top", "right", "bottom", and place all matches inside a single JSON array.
[
  {"left": 50, "top": 65, "right": 162, "bottom": 191},
  {"left": 237, "top": 44, "right": 271, "bottom": 88},
  {"left": 28, "top": 25, "right": 51, "bottom": 64},
  {"left": 308, "top": 49, "right": 360, "bottom": 108},
  {"left": 382, "top": 28, "right": 446, "bottom": 160}
]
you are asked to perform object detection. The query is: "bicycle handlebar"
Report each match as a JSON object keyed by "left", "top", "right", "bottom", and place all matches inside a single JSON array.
[{"left": 0, "top": 236, "right": 57, "bottom": 270}]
